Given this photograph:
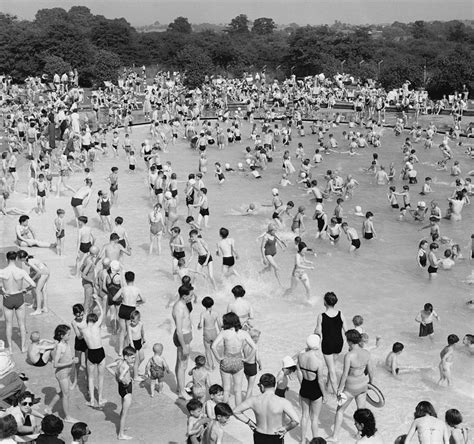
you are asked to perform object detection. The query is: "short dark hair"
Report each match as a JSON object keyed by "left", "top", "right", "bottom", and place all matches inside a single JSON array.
[
  {"left": 445, "top": 409, "right": 463, "bottom": 427},
  {"left": 41, "top": 414, "right": 64, "bottom": 436},
  {"left": 6, "top": 251, "right": 17, "bottom": 261},
  {"left": 125, "top": 271, "right": 135, "bottom": 282},
  {"left": 345, "top": 329, "right": 362, "bottom": 345},
  {"left": 123, "top": 346, "right": 136, "bottom": 357},
  {"left": 186, "top": 399, "right": 203, "bottom": 413},
  {"left": 231, "top": 285, "right": 245, "bottom": 298},
  {"left": 0, "top": 414, "right": 18, "bottom": 439},
  {"left": 222, "top": 312, "right": 241, "bottom": 331},
  {"left": 110, "top": 233, "right": 120, "bottom": 241},
  {"left": 353, "top": 409, "right": 376, "bottom": 438},
  {"left": 77, "top": 216, "right": 88, "bottom": 224},
  {"left": 414, "top": 401, "right": 437, "bottom": 419},
  {"left": 19, "top": 215, "right": 29, "bottom": 224},
  {"left": 259, "top": 373, "right": 276, "bottom": 388},
  {"left": 219, "top": 227, "right": 229, "bottom": 238},
  {"left": 447, "top": 334, "right": 459, "bottom": 345},
  {"left": 53, "top": 324, "right": 70, "bottom": 342},
  {"left": 209, "top": 384, "right": 223, "bottom": 396},
  {"left": 115, "top": 216, "right": 123, "bottom": 224},
  {"left": 178, "top": 285, "right": 191, "bottom": 298},
  {"left": 392, "top": 342, "right": 404, "bottom": 353},
  {"left": 215, "top": 402, "right": 233, "bottom": 418},
  {"left": 324, "top": 292, "right": 338, "bottom": 307},
  {"left": 87, "top": 313, "right": 98, "bottom": 323},
  {"left": 71, "top": 422, "right": 89, "bottom": 440},
  {"left": 73, "top": 304, "right": 84, "bottom": 315},
  {"left": 202, "top": 296, "right": 214, "bottom": 308}
]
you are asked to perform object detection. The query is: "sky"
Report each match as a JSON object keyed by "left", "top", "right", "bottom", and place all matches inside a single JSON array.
[{"left": 1, "top": 0, "right": 472, "bottom": 26}]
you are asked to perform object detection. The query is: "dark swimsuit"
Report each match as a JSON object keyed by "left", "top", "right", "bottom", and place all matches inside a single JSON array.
[
  {"left": 118, "top": 380, "right": 132, "bottom": 398},
  {"left": 321, "top": 311, "right": 343, "bottom": 355},
  {"left": 118, "top": 304, "right": 135, "bottom": 320},
  {"left": 264, "top": 237, "right": 277, "bottom": 256},
  {"left": 87, "top": 347, "right": 105, "bottom": 364},
  {"left": 299, "top": 367, "right": 323, "bottom": 401},
  {"left": 32, "top": 354, "right": 47, "bottom": 367},
  {"left": 106, "top": 272, "right": 122, "bottom": 306},
  {"left": 3, "top": 292, "right": 24, "bottom": 310},
  {"left": 74, "top": 337, "right": 88, "bottom": 353}
]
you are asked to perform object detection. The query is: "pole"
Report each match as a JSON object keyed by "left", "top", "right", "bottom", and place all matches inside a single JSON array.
[{"left": 341, "top": 60, "right": 346, "bottom": 73}]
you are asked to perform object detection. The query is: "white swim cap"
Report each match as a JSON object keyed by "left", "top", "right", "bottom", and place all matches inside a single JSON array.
[
  {"left": 355, "top": 205, "right": 362, "bottom": 213},
  {"left": 164, "top": 191, "right": 172, "bottom": 199},
  {"left": 418, "top": 201, "right": 426, "bottom": 208},
  {"left": 110, "top": 260, "right": 120, "bottom": 272},
  {"left": 315, "top": 204, "right": 323, "bottom": 212},
  {"left": 282, "top": 356, "right": 296, "bottom": 368},
  {"left": 238, "top": 162, "right": 243, "bottom": 169},
  {"left": 246, "top": 158, "right": 251, "bottom": 165},
  {"left": 272, "top": 188, "right": 279, "bottom": 195},
  {"left": 306, "top": 334, "right": 321, "bottom": 350},
  {"left": 225, "top": 163, "right": 230, "bottom": 169}
]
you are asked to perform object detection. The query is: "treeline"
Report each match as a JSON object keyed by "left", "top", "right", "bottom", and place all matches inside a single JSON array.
[{"left": 0, "top": 7, "right": 472, "bottom": 97}]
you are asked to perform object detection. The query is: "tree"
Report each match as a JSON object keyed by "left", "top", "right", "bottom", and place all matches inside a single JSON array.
[
  {"left": 447, "top": 21, "right": 468, "bottom": 42},
  {"left": 42, "top": 54, "right": 71, "bottom": 77},
  {"left": 34, "top": 8, "right": 68, "bottom": 27},
  {"left": 411, "top": 20, "right": 429, "bottom": 39},
  {"left": 168, "top": 16, "right": 192, "bottom": 34},
  {"left": 252, "top": 17, "right": 276, "bottom": 35},
  {"left": 90, "top": 49, "right": 121, "bottom": 86},
  {"left": 226, "top": 14, "right": 249, "bottom": 34}
]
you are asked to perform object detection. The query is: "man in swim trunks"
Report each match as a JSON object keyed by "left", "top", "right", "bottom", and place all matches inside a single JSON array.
[
  {"left": 0, "top": 251, "right": 36, "bottom": 353},
  {"left": 234, "top": 373, "right": 299, "bottom": 444},
  {"left": 172, "top": 285, "right": 193, "bottom": 399},
  {"left": 113, "top": 271, "right": 145, "bottom": 356},
  {"left": 82, "top": 299, "right": 106, "bottom": 407}
]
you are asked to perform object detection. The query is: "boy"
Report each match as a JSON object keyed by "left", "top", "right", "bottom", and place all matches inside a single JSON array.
[
  {"left": 216, "top": 227, "right": 239, "bottom": 277},
  {"left": 27, "top": 331, "right": 55, "bottom": 367},
  {"left": 108, "top": 167, "right": 119, "bottom": 206},
  {"left": 204, "top": 384, "right": 224, "bottom": 419},
  {"left": 75, "top": 216, "right": 95, "bottom": 276},
  {"left": 112, "top": 216, "right": 130, "bottom": 250},
  {"left": 71, "top": 304, "right": 88, "bottom": 387},
  {"left": 107, "top": 346, "right": 136, "bottom": 440},
  {"left": 385, "top": 342, "right": 405, "bottom": 376},
  {"left": 202, "top": 403, "right": 233, "bottom": 444},
  {"left": 189, "top": 230, "right": 217, "bottom": 290},
  {"left": 54, "top": 209, "right": 66, "bottom": 256},
  {"left": 341, "top": 222, "right": 361, "bottom": 252},
  {"left": 186, "top": 399, "right": 210, "bottom": 444}
]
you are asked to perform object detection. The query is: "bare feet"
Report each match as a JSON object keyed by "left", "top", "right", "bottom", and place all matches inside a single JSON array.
[
  {"left": 30, "top": 310, "right": 42, "bottom": 316},
  {"left": 118, "top": 434, "right": 133, "bottom": 440}
]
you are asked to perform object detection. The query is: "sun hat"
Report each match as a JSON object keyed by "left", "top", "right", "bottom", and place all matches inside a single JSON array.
[{"left": 282, "top": 356, "right": 296, "bottom": 368}]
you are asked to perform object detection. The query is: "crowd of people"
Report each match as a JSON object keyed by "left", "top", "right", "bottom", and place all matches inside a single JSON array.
[{"left": 0, "top": 67, "right": 473, "bottom": 444}]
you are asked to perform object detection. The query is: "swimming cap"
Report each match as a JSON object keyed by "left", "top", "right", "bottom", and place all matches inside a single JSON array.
[
  {"left": 164, "top": 191, "right": 172, "bottom": 199},
  {"left": 306, "top": 334, "right": 321, "bottom": 350},
  {"left": 315, "top": 204, "right": 323, "bottom": 212},
  {"left": 225, "top": 163, "right": 230, "bottom": 169},
  {"left": 238, "top": 162, "right": 243, "bottom": 169},
  {"left": 418, "top": 201, "right": 426, "bottom": 208},
  {"left": 282, "top": 356, "right": 296, "bottom": 368},
  {"left": 110, "top": 260, "right": 120, "bottom": 272},
  {"left": 272, "top": 188, "right": 279, "bottom": 195},
  {"left": 355, "top": 205, "right": 362, "bottom": 213},
  {"left": 249, "top": 203, "right": 256, "bottom": 210}
]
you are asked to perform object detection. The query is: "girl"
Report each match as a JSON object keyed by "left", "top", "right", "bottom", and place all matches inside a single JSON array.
[
  {"left": 445, "top": 409, "right": 469, "bottom": 444},
  {"left": 198, "top": 297, "right": 221, "bottom": 371},
  {"left": 215, "top": 163, "right": 225, "bottom": 184},
  {"left": 260, "top": 224, "right": 286, "bottom": 286},
  {"left": 415, "top": 303, "right": 439, "bottom": 339},
  {"left": 148, "top": 203, "right": 164, "bottom": 255},
  {"left": 291, "top": 206, "right": 306, "bottom": 235},
  {"left": 275, "top": 356, "right": 297, "bottom": 398},
  {"left": 406, "top": 401, "right": 449, "bottom": 444},
  {"left": 97, "top": 191, "right": 113, "bottom": 232},
  {"left": 188, "top": 355, "right": 210, "bottom": 404},
  {"left": 45, "top": 324, "right": 78, "bottom": 423}
]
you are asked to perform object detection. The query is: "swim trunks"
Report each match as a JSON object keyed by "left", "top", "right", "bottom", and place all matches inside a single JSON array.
[
  {"left": 118, "top": 304, "right": 135, "bottom": 321},
  {"left": 419, "top": 322, "right": 434, "bottom": 337},
  {"left": 427, "top": 265, "right": 438, "bottom": 274},
  {"left": 87, "top": 347, "right": 105, "bottom": 364},
  {"left": 3, "top": 292, "right": 24, "bottom": 310},
  {"left": 71, "top": 197, "right": 83, "bottom": 207},
  {"left": 198, "top": 254, "right": 212, "bottom": 266},
  {"left": 351, "top": 239, "right": 361, "bottom": 249},
  {"left": 364, "top": 233, "right": 374, "bottom": 240},
  {"left": 222, "top": 256, "right": 235, "bottom": 267},
  {"left": 55, "top": 229, "right": 65, "bottom": 239},
  {"left": 132, "top": 339, "right": 143, "bottom": 351},
  {"left": 244, "top": 362, "right": 258, "bottom": 377},
  {"left": 74, "top": 337, "right": 88, "bottom": 353},
  {"left": 172, "top": 251, "right": 185, "bottom": 260},
  {"left": 173, "top": 330, "right": 192, "bottom": 348},
  {"left": 253, "top": 430, "right": 283, "bottom": 444},
  {"left": 31, "top": 354, "right": 47, "bottom": 367},
  {"left": 199, "top": 208, "right": 210, "bottom": 217},
  {"left": 275, "top": 387, "right": 287, "bottom": 398},
  {"left": 118, "top": 380, "right": 132, "bottom": 398},
  {"left": 79, "top": 242, "right": 92, "bottom": 254}
]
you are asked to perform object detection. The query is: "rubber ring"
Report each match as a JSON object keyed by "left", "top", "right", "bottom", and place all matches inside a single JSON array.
[{"left": 366, "top": 382, "right": 385, "bottom": 408}]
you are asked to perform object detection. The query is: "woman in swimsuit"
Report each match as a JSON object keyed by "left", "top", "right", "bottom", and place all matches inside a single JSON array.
[
  {"left": 45, "top": 324, "right": 78, "bottom": 423},
  {"left": 284, "top": 242, "right": 314, "bottom": 302},
  {"left": 297, "top": 334, "right": 326, "bottom": 444},
  {"left": 405, "top": 401, "right": 449, "bottom": 444},
  {"left": 211, "top": 312, "right": 257, "bottom": 407},
  {"left": 329, "top": 329, "right": 374, "bottom": 441},
  {"left": 163, "top": 191, "right": 178, "bottom": 231},
  {"left": 260, "top": 224, "right": 286, "bottom": 286},
  {"left": 148, "top": 203, "right": 164, "bottom": 255},
  {"left": 417, "top": 240, "right": 428, "bottom": 269},
  {"left": 315, "top": 292, "right": 347, "bottom": 394}
]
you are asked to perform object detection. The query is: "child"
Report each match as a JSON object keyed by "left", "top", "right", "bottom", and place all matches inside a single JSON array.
[
  {"left": 445, "top": 409, "right": 469, "bottom": 444},
  {"left": 352, "top": 315, "right": 364, "bottom": 333},
  {"left": 291, "top": 206, "right": 305, "bottom": 235},
  {"left": 327, "top": 217, "right": 342, "bottom": 245},
  {"left": 440, "top": 249, "right": 455, "bottom": 270},
  {"left": 415, "top": 303, "right": 440, "bottom": 340},
  {"left": 27, "top": 331, "right": 55, "bottom": 367},
  {"left": 214, "top": 163, "right": 225, "bottom": 184},
  {"left": 362, "top": 211, "right": 376, "bottom": 240},
  {"left": 438, "top": 334, "right": 459, "bottom": 386},
  {"left": 111, "top": 131, "right": 119, "bottom": 157},
  {"left": 198, "top": 297, "right": 221, "bottom": 370},
  {"left": 188, "top": 355, "right": 211, "bottom": 403},
  {"left": 186, "top": 399, "right": 210, "bottom": 444},
  {"left": 54, "top": 209, "right": 66, "bottom": 255},
  {"left": 204, "top": 384, "right": 224, "bottom": 419},
  {"left": 280, "top": 173, "right": 292, "bottom": 187},
  {"left": 243, "top": 328, "right": 262, "bottom": 400},
  {"left": 144, "top": 343, "right": 170, "bottom": 397},
  {"left": 385, "top": 342, "right": 405, "bottom": 376},
  {"left": 35, "top": 174, "right": 47, "bottom": 213},
  {"left": 275, "top": 356, "right": 297, "bottom": 398},
  {"left": 108, "top": 167, "right": 119, "bottom": 206},
  {"left": 202, "top": 403, "right": 233, "bottom": 444},
  {"left": 199, "top": 153, "right": 208, "bottom": 174},
  {"left": 113, "top": 216, "right": 130, "bottom": 250},
  {"left": 128, "top": 150, "right": 136, "bottom": 173},
  {"left": 127, "top": 310, "right": 145, "bottom": 380},
  {"left": 97, "top": 191, "right": 112, "bottom": 232},
  {"left": 71, "top": 304, "right": 87, "bottom": 387},
  {"left": 107, "top": 346, "right": 136, "bottom": 440},
  {"left": 420, "top": 177, "right": 433, "bottom": 195},
  {"left": 333, "top": 198, "right": 344, "bottom": 224}
]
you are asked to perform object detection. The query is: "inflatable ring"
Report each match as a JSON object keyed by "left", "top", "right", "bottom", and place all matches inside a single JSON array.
[{"left": 367, "top": 383, "right": 385, "bottom": 408}]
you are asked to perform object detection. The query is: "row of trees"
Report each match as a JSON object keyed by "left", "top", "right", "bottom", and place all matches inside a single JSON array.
[{"left": 0, "top": 7, "right": 472, "bottom": 97}]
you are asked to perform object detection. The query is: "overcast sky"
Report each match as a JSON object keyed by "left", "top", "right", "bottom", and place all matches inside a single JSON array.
[{"left": 1, "top": 0, "right": 472, "bottom": 26}]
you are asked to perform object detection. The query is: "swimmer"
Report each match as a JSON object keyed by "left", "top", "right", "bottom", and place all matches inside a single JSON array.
[
  {"left": 27, "top": 331, "right": 55, "bottom": 367},
  {"left": 341, "top": 222, "right": 361, "bottom": 253},
  {"left": 405, "top": 401, "right": 449, "bottom": 444},
  {"left": 216, "top": 227, "right": 239, "bottom": 278},
  {"left": 260, "top": 223, "right": 286, "bottom": 286},
  {"left": 416, "top": 303, "right": 439, "bottom": 340},
  {"left": 462, "top": 334, "right": 474, "bottom": 355},
  {"left": 284, "top": 242, "right": 315, "bottom": 303},
  {"left": 438, "top": 334, "right": 459, "bottom": 386},
  {"left": 189, "top": 230, "right": 217, "bottom": 290},
  {"left": 361, "top": 212, "right": 376, "bottom": 240}
]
